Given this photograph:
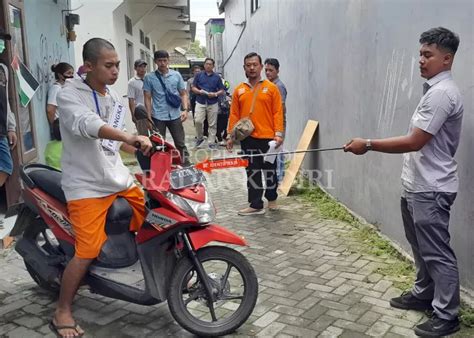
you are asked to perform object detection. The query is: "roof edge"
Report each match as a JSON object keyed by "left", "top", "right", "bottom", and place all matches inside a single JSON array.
[{"left": 217, "top": 0, "right": 229, "bottom": 14}]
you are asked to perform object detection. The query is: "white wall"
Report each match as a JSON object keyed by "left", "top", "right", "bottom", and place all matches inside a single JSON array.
[
  {"left": 72, "top": 0, "right": 117, "bottom": 67},
  {"left": 222, "top": 0, "right": 474, "bottom": 293},
  {"left": 112, "top": 3, "right": 153, "bottom": 98},
  {"left": 24, "top": 0, "right": 74, "bottom": 162},
  {"left": 71, "top": 0, "right": 155, "bottom": 133}
]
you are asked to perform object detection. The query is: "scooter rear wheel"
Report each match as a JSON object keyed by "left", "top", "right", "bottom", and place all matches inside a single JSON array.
[{"left": 168, "top": 245, "right": 258, "bottom": 336}]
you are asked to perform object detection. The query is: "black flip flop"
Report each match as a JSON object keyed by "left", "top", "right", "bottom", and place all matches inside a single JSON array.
[{"left": 49, "top": 320, "right": 84, "bottom": 338}]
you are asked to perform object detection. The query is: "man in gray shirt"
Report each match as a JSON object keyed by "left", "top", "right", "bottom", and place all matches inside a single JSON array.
[
  {"left": 127, "top": 59, "right": 147, "bottom": 124},
  {"left": 344, "top": 27, "right": 462, "bottom": 337},
  {"left": 265, "top": 58, "right": 287, "bottom": 183}
]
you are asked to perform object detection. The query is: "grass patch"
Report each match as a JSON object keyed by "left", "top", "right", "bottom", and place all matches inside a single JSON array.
[
  {"left": 351, "top": 226, "right": 415, "bottom": 290},
  {"left": 291, "top": 184, "right": 358, "bottom": 225},
  {"left": 460, "top": 303, "right": 474, "bottom": 328}
]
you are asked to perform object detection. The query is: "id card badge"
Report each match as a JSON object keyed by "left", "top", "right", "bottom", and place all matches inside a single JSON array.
[{"left": 101, "top": 102, "right": 125, "bottom": 153}]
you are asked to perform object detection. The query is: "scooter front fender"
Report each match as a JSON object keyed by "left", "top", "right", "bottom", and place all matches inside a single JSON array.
[{"left": 188, "top": 224, "right": 247, "bottom": 250}]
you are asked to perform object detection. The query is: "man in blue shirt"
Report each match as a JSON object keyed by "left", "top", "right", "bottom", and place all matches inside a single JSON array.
[
  {"left": 144, "top": 50, "right": 190, "bottom": 164},
  {"left": 191, "top": 58, "right": 225, "bottom": 149}
]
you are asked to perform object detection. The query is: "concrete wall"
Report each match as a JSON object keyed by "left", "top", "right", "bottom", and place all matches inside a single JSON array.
[
  {"left": 24, "top": 0, "right": 74, "bottom": 162},
  {"left": 222, "top": 0, "right": 474, "bottom": 292}
]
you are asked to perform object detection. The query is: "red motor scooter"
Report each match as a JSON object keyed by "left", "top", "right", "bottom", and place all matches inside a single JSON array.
[{"left": 10, "top": 132, "right": 258, "bottom": 336}]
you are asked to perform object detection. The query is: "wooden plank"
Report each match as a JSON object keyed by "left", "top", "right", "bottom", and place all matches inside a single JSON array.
[{"left": 278, "top": 120, "right": 319, "bottom": 196}]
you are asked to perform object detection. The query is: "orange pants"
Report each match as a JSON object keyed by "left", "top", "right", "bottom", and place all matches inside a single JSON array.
[{"left": 67, "top": 185, "right": 145, "bottom": 259}]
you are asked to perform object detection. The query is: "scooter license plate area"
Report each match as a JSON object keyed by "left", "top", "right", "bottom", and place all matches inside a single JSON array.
[{"left": 170, "top": 167, "right": 206, "bottom": 190}]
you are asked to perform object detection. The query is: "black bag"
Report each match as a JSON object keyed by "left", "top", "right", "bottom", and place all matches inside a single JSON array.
[
  {"left": 218, "top": 94, "right": 230, "bottom": 114},
  {"left": 155, "top": 71, "right": 182, "bottom": 109}
]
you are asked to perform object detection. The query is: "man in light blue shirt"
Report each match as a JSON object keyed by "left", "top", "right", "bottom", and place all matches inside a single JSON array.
[
  {"left": 344, "top": 27, "right": 462, "bottom": 337},
  {"left": 144, "top": 50, "right": 190, "bottom": 164}
]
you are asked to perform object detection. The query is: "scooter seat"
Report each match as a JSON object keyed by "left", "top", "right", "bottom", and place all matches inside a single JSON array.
[
  {"left": 105, "top": 198, "right": 133, "bottom": 235},
  {"left": 28, "top": 169, "right": 133, "bottom": 231},
  {"left": 28, "top": 169, "right": 67, "bottom": 204}
]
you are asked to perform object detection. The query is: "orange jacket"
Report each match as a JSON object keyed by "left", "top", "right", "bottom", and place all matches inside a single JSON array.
[{"left": 228, "top": 79, "right": 284, "bottom": 139}]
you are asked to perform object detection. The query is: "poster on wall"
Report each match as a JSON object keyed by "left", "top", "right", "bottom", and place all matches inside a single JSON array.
[{"left": 11, "top": 55, "right": 40, "bottom": 107}]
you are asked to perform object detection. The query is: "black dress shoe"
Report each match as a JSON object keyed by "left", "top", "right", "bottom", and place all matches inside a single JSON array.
[
  {"left": 390, "top": 291, "right": 433, "bottom": 311},
  {"left": 414, "top": 315, "right": 460, "bottom": 337}
]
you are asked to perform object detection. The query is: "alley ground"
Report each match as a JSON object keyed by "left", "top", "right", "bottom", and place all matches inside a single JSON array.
[{"left": 0, "top": 120, "right": 470, "bottom": 337}]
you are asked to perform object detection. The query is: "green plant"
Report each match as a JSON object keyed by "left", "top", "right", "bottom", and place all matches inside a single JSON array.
[
  {"left": 292, "top": 184, "right": 358, "bottom": 225},
  {"left": 350, "top": 226, "right": 415, "bottom": 290},
  {"left": 460, "top": 303, "right": 474, "bottom": 328}
]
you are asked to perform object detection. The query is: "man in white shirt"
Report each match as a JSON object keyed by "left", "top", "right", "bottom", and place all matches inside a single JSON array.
[
  {"left": 345, "top": 27, "right": 462, "bottom": 337},
  {"left": 51, "top": 38, "right": 151, "bottom": 338},
  {"left": 127, "top": 59, "right": 147, "bottom": 123}
]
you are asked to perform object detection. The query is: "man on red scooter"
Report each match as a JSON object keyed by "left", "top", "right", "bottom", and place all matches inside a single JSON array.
[{"left": 50, "top": 38, "right": 152, "bottom": 338}]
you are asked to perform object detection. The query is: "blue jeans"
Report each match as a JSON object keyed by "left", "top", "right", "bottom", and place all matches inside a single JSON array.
[{"left": 0, "top": 136, "right": 13, "bottom": 175}]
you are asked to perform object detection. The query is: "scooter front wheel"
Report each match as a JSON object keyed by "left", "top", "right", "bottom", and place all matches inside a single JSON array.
[{"left": 168, "top": 245, "right": 258, "bottom": 336}]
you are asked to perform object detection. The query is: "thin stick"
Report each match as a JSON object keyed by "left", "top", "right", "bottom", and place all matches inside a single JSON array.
[{"left": 209, "top": 147, "right": 344, "bottom": 161}]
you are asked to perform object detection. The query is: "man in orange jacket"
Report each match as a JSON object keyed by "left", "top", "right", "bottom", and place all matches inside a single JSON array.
[{"left": 227, "top": 52, "right": 284, "bottom": 215}]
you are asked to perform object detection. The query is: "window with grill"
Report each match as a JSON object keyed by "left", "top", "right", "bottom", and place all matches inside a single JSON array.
[
  {"left": 145, "top": 36, "right": 150, "bottom": 49},
  {"left": 139, "top": 30, "right": 145, "bottom": 44},
  {"left": 125, "top": 15, "right": 132, "bottom": 35}
]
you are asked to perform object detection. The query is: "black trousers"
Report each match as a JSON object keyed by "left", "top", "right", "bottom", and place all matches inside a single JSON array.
[
  {"left": 216, "top": 113, "right": 229, "bottom": 142},
  {"left": 240, "top": 136, "right": 278, "bottom": 209},
  {"left": 152, "top": 117, "right": 190, "bottom": 165}
]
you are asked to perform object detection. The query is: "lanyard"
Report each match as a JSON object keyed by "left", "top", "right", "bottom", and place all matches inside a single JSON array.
[
  {"left": 83, "top": 79, "right": 105, "bottom": 116},
  {"left": 92, "top": 90, "right": 101, "bottom": 115}
]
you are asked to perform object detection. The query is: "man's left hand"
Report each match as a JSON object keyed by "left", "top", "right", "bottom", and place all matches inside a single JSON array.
[
  {"left": 274, "top": 136, "right": 284, "bottom": 148},
  {"left": 344, "top": 138, "right": 368, "bottom": 155},
  {"left": 180, "top": 111, "right": 188, "bottom": 122},
  {"left": 7, "top": 131, "right": 17, "bottom": 150}
]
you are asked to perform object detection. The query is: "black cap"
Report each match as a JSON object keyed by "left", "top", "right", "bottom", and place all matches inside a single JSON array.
[
  {"left": 0, "top": 27, "right": 11, "bottom": 41},
  {"left": 134, "top": 59, "right": 147, "bottom": 68}
]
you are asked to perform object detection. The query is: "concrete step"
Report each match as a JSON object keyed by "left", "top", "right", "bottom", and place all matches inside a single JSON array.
[{"left": 0, "top": 214, "right": 17, "bottom": 249}]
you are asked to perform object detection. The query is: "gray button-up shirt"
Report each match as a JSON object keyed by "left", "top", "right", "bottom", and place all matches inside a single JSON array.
[{"left": 401, "top": 71, "right": 463, "bottom": 192}]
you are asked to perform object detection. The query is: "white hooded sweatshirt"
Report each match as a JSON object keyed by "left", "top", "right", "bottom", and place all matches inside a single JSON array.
[{"left": 58, "top": 79, "right": 133, "bottom": 201}]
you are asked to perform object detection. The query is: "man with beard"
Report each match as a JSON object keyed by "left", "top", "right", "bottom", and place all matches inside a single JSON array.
[{"left": 226, "top": 52, "right": 284, "bottom": 215}]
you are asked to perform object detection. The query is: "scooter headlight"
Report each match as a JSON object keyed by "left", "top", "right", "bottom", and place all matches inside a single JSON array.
[{"left": 164, "top": 190, "right": 216, "bottom": 224}]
